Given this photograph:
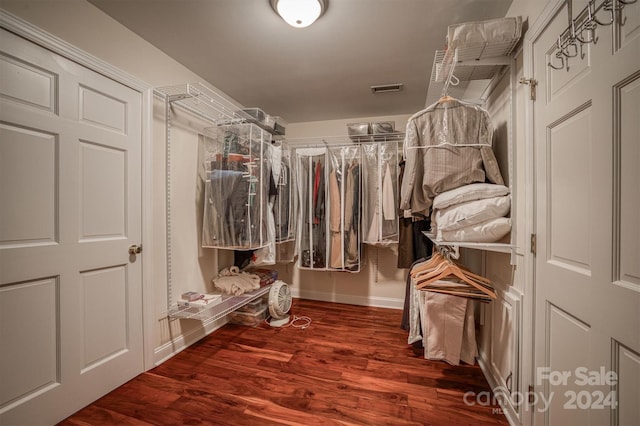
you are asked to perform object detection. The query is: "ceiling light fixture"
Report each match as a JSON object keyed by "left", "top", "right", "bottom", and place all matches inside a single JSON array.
[{"left": 270, "top": 0, "right": 327, "bottom": 28}]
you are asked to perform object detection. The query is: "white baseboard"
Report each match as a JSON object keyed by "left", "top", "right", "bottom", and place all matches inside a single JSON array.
[
  {"left": 290, "top": 288, "right": 403, "bottom": 310},
  {"left": 153, "top": 290, "right": 403, "bottom": 367},
  {"left": 153, "top": 316, "right": 228, "bottom": 366}
]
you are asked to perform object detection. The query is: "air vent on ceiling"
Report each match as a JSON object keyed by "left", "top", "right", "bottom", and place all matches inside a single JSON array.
[{"left": 371, "top": 83, "right": 403, "bottom": 94}]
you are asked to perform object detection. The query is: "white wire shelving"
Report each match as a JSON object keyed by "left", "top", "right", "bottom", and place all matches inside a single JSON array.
[
  {"left": 165, "top": 285, "right": 272, "bottom": 322},
  {"left": 425, "top": 38, "right": 520, "bottom": 107}
]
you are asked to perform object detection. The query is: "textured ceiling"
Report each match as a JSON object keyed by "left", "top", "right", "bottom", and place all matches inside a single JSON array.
[{"left": 89, "top": 0, "right": 513, "bottom": 123}]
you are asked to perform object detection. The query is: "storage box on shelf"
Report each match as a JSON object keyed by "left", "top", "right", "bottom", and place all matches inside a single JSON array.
[{"left": 240, "top": 107, "right": 287, "bottom": 136}]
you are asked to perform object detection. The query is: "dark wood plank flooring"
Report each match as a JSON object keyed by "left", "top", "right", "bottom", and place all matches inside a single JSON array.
[{"left": 59, "top": 299, "right": 508, "bottom": 425}]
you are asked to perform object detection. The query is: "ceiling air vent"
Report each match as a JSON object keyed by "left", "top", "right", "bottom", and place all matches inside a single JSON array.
[{"left": 371, "top": 83, "right": 403, "bottom": 94}]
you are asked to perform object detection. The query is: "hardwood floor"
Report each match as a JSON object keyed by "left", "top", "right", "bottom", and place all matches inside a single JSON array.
[{"left": 59, "top": 299, "right": 508, "bottom": 425}]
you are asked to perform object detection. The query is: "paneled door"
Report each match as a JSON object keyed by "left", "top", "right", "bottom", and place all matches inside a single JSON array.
[
  {"left": 0, "top": 28, "right": 144, "bottom": 425},
  {"left": 531, "top": 1, "right": 639, "bottom": 425}
]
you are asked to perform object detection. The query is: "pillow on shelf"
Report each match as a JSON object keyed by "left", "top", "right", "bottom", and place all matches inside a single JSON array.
[
  {"left": 432, "top": 183, "right": 510, "bottom": 210},
  {"left": 438, "top": 217, "right": 512, "bottom": 243},
  {"left": 433, "top": 195, "right": 511, "bottom": 231}
]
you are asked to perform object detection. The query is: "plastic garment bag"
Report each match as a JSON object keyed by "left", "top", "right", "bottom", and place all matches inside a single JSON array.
[
  {"left": 327, "top": 145, "right": 361, "bottom": 272},
  {"left": 361, "top": 141, "right": 401, "bottom": 246},
  {"left": 294, "top": 147, "right": 328, "bottom": 269},
  {"left": 273, "top": 142, "right": 298, "bottom": 263},
  {"left": 294, "top": 145, "right": 362, "bottom": 272},
  {"left": 201, "top": 123, "right": 271, "bottom": 250}
]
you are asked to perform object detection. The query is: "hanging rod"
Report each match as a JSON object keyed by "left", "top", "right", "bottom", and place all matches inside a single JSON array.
[{"left": 286, "top": 133, "right": 404, "bottom": 147}]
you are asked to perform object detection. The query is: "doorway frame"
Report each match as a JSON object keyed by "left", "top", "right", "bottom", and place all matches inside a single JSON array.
[
  {"left": 521, "top": 1, "right": 578, "bottom": 425},
  {"left": 0, "top": 10, "right": 156, "bottom": 371}
]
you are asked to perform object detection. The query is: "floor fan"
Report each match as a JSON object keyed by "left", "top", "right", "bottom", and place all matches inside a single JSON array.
[{"left": 268, "top": 280, "right": 292, "bottom": 327}]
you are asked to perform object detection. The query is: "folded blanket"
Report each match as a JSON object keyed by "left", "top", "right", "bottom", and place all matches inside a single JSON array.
[{"left": 213, "top": 266, "right": 260, "bottom": 296}]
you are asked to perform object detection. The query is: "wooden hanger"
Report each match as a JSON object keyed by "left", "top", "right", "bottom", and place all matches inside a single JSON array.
[
  {"left": 412, "top": 253, "right": 491, "bottom": 285},
  {"left": 415, "top": 257, "right": 497, "bottom": 300},
  {"left": 410, "top": 252, "right": 445, "bottom": 277}
]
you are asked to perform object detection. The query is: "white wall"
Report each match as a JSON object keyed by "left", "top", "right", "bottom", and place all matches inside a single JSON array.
[{"left": 272, "top": 114, "right": 412, "bottom": 309}]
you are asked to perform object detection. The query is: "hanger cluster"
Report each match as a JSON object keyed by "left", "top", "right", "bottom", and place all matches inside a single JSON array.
[{"left": 410, "top": 249, "right": 497, "bottom": 302}]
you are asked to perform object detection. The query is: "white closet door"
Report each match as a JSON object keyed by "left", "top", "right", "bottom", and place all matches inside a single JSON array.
[
  {"left": 532, "top": 1, "right": 640, "bottom": 425},
  {"left": 0, "top": 28, "right": 143, "bottom": 425}
]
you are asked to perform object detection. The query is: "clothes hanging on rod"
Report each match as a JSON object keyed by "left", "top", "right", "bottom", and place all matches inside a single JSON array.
[
  {"left": 202, "top": 123, "right": 272, "bottom": 250},
  {"left": 400, "top": 97, "right": 504, "bottom": 218},
  {"left": 405, "top": 247, "right": 494, "bottom": 365},
  {"left": 273, "top": 142, "right": 296, "bottom": 245},
  {"left": 294, "top": 145, "right": 361, "bottom": 272},
  {"left": 361, "top": 141, "right": 401, "bottom": 246}
]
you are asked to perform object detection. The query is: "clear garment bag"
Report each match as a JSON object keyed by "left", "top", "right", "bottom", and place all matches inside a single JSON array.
[
  {"left": 273, "top": 142, "right": 297, "bottom": 263},
  {"left": 295, "top": 147, "right": 329, "bottom": 269},
  {"left": 327, "top": 145, "right": 361, "bottom": 272},
  {"left": 294, "top": 145, "right": 361, "bottom": 272},
  {"left": 361, "top": 141, "right": 401, "bottom": 246},
  {"left": 201, "top": 123, "right": 272, "bottom": 250}
]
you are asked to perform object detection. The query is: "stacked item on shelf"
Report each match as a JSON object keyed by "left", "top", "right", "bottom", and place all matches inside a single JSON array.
[
  {"left": 430, "top": 183, "right": 511, "bottom": 243},
  {"left": 361, "top": 140, "right": 401, "bottom": 245},
  {"left": 446, "top": 16, "right": 523, "bottom": 53},
  {"left": 228, "top": 296, "right": 268, "bottom": 327},
  {"left": 177, "top": 292, "right": 222, "bottom": 310},
  {"left": 244, "top": 268, "right": 279, "bottom": 287},
  {"left": 202, "top": 122, "right": 273, "bottom": 250},
  {"left": 212, "top": 266, "right": 261, "bottom": 296},
  {"left": 426, "top": 16, "right": 522, "bottom": 110},
  {"left": 347, "top": 121, "right": 397, "bottom": 142},
  {"left": 241, "top": 107, "right": 286, "bottom": 135}
]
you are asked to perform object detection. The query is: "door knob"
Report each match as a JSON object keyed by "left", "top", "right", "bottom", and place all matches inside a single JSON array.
[{"left": 129, "top": 244, "right": 142, "bottom": 255}]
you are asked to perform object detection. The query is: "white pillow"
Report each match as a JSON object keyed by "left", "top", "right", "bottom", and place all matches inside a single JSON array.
[
  {"left": 432, "top": 183, "right": 510, "bottom": 210},
  {"left": 438, "top": 218, "right": 512, "bottom": 243},
  {"left": 434, "top": 195, "right": 511, "bottom": 231}
]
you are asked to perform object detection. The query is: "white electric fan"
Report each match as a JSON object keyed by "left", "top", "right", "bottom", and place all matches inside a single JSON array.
[{"left": 268, "top": 280, "right": 292, "bottom": 327}]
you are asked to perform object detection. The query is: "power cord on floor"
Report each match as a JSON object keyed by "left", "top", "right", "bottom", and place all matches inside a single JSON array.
[
  {"left": 283, "top": 315, "right": 312, "bottom": 329},
  {"left": 265, "top": 314, "right": 312, "bottom": 329}
]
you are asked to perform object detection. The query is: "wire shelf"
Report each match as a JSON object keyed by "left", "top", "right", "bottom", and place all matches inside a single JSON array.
[
  {"left": 166, "top": 284, "right": 272, "bottom": 321},
  {"left": 423, "top": 232, "right": 514, "bottom": 254},
  {"left": 286, "top": 133, "right": 405, "bottom": 147},
  {"left": 425, "top": 37, "right": 519, "bottom": 107},
  {"left": 155, "top": 82, "right": 286, "bottom": 135}
]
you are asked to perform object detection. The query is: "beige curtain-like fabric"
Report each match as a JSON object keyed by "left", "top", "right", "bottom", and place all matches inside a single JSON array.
[{"left": 329, "top": 170, "right": 343, "bottom": 268}]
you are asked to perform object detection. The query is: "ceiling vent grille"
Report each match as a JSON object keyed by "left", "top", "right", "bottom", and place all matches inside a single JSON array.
[{"left": 371, "top": 83, "right": 403, "bottom": 94}]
